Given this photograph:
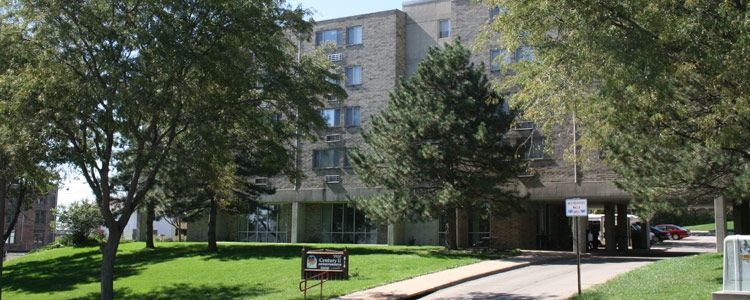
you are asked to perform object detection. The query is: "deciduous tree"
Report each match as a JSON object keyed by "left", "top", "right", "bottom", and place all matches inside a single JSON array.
[
  {"left": 0, "top": 19, "right": 60, "bottom": 295},
  {"left": 0, "top": 1, "right": 343, "bottom": 299},
  {"left": 479, "top": 0, "right": 750, "bottom": 218}
]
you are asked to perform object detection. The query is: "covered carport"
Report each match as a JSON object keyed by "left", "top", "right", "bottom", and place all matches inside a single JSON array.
[{"left": 520, "top": 180, "right": 645, "bottom": 252}]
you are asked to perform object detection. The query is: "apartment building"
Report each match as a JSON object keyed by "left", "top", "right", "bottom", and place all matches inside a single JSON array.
[
  {"left": 4, "top": 189, "right": 57, "bottom": 252},
  {"left": 187, "top": 0, "right": 637, "bottom": 251}
]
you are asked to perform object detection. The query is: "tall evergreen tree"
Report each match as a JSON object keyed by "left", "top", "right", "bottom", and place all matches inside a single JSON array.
[{"left": 349, "top": 39, "right": 525, "bottom": 250}]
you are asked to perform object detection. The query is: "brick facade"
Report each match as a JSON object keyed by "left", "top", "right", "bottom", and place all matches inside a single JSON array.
[{"left": 4, "top": 189, "right": 57, "bottom": 252}]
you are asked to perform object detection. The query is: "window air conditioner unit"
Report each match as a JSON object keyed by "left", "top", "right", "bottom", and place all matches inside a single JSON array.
[
  {"left": 327, "top": 53, "right": 343, "bottom": 61},
  {"left": 513, "top": 121, "right": 535, "bottom": 130},
  {"left": 326, "top": 134, "right": 342, "bottom": 142},
  {"left": 325, "top": 175, "right": 341, "bottom": 184},
  {"left": 255, "top": 178, "right": 269, "bottom": 186}
]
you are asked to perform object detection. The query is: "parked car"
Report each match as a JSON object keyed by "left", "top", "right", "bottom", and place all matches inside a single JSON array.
[
  {"left": 650, "top": 226, "right": 670, "bottom": 243},
  {"left": 655, "top": 224, "right": 691, "bottom": 240}
]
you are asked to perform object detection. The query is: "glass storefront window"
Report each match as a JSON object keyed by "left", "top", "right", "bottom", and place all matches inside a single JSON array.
[
  {"left": 438, "top": 205, "right": 492, "bottom": 247},
  {"left": 322, "top": 203, "right": 377, "bottom": 244},
  {"left": 238, "top": 204, "right": 289, "bottom": 243}
]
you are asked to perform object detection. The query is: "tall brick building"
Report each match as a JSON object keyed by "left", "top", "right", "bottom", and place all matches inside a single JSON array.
[
  {"left": 187, "top": 0, "right": 637, "bottom": 251},
  {"left": 4, "top": 189, "right": 57, "bottom": 252}
]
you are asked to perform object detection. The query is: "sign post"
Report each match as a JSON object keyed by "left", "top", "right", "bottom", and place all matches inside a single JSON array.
[{"left": 566, "top": 198, "right": 587, "bottom": 296}]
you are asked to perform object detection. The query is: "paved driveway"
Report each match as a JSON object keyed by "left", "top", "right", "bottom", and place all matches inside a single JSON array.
[{"left": 417, "top": 235, "right": 717, "bottom": 300}]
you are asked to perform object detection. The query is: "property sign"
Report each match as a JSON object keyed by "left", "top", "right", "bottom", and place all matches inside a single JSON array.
[
  {"left": 301, "top": 248, "right": 349, "bottom": 280},
  {"left": 565, "top": 198, "right": 588, "bottom": 217}
]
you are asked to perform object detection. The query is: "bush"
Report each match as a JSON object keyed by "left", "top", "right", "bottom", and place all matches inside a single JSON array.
[
  {"left": 52, "top": 200, "right": 105, "bottom": 246},
  {"left": 51, "top": 234, "right": 105, "bottom": 247}
]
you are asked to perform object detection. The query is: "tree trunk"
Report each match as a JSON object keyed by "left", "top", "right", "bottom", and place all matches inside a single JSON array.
[
  {"left": 444, "top": 209, "right": 457, "bottom": 250},
  {"left": 733, "top": 200, "right": 750, "bottom": 235},
  {"left": 176, "top": 218, "right": 182, "bottom": 242},
  {"left": 0, "top": 164, "right": 7, "bottom": 296},
  {"left": 100, "top": 227, "right": 124, "bottom": 300},
  {"left": 207, "top": 197, "right": 218, "bottom": 252},
  {"left": 4, "top": 182, "right": 25, "bottom": 241},
  {"left": 145, "top": 204, "right": 155, "bottom": 249}
]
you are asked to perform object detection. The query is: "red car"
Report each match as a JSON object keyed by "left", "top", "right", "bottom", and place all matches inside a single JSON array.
[{"left": 655, "top": 224, "right": 691, "bottom": 240}]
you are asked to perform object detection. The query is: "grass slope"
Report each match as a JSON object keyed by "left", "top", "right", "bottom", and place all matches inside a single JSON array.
[{"left": 3, "top": 242, "right": 510, "bottom": 300}]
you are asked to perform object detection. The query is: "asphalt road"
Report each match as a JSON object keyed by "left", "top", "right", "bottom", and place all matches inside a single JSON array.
[{"left": 417, "top": 235, "right": 717, "bottom": 300}]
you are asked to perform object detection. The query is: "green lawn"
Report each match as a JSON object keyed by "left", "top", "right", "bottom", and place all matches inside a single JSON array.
[
  {"left": 2, "top": 241, "right": 727, "bottom": 299},
  {"left": 2, "top": 242, "right": 511, "bottom": 300},
  {"left": 573, "top": 253, "right": 723, "bottom": 300},
  {"left": 684, "top": 222, "right": 734, "bottom": 232}
]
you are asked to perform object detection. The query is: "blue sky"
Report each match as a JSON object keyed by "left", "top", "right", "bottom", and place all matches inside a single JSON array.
[
  {"left": 57, "top": 1, "right": 406, "bottom": 207},
  {"left": 290, "top": 0, "right": 404, "bottom": 20}
]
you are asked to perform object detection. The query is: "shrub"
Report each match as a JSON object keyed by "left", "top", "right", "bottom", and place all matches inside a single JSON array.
[{"left": 52, "top": 200, "right": 105, "bottom": 246}]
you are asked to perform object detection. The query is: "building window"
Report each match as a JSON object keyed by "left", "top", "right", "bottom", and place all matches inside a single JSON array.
[
  {"left": 438, "top": 206, "right": 491, "bottom": 246},
  {"left": 325, "top": 94, "right": 339, "bottom": 103},
  {"left": 320, "top": 108, "right": 341, "bottom": 127},
  {"left": 520, "top": 136, "right": 545, "bottom": 159},
  {"left": 313, "top": 149, "right": 341, "bottom": 169},
  {"left": 5, "top": 210, "right": 13, "bottom": 224},
  {"left": 35, "top": 210, "right": 46, "bottom": 225},
  {"left": 345, "top": 66, "right": 362, "bottom": 86},
  {"left": 327, "top": 69, "right": 341, "bottom": 85},
  {"left": 238, "top": 204, "right": 289, "bottom": 243},
  {"left": 515, "top": 46, "right": 535, "bottom": 62},
  {"left": 490, "top": 49, "right": 511, "bottom": 71},
  {"left": 34, "top": 230, "right": 44, "bottom": 244},
  {"left": 494, "top": 100, "right": 510, "bottom": 115},
  {"left": 271, "top": 113, "right": 282, "bottom": 123},
  {"left": 345, "top": 107, "right": 361, "bottom": 126},
  {"left": 347, "top": 26, "right": 362, "bottom": 45},
  {"left": 468, "top": 206, "right": 492, "bottom": 246},
  {"left": 439, "top": 20, "right": 451, "bottom": 38},
  {"left": 316, "top": 29, "right": 342, "bottom": 46},
  {"left": 322, "top": 203, "right": 377, "bottom": 244},
  {"left": 6, "top": 230, "right": 15, "bottom": 244}
]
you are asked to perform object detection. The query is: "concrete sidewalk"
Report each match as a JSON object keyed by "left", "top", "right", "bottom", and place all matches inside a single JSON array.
[{"left": 335, "top": 251, "right": 576, "bottom": 300}]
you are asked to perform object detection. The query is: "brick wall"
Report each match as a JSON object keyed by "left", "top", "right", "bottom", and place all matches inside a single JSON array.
[{"left": 5, "top": 189, "right": 57, "bottom": 252}]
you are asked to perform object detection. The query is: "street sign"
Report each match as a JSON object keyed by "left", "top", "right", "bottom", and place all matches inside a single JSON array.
[
  {"left": 565, "top": 198, "right": 587, "bottom": 217},
  {"left": 565, "top": 197, "right": 588, "bottom": 296}
]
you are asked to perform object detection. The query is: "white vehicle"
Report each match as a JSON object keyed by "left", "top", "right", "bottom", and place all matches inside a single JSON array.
[{"left": 588, "top": 214, "right": 642, "bottom": 247}]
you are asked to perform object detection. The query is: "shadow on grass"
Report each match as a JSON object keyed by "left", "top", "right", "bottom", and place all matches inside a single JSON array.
[
  {"left": 119, "top": 283, "right": 273, "bottom": 300},
  {"left": 714, "top": 265, "right": 724, "bottom": 285},
  {"left": 200, "top": 243, "right": 515, "bottom": 262},
  {"left": 4, "top": 243, "right": 212, "bottom": 294},
  {"left": 3, "top": 248, "right": 103, "bottom": 294},
  {"left": 64, "top": 283, "right": 273, "bottom": 300}
]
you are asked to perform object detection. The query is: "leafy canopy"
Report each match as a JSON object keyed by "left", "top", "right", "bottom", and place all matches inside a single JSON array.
[
  {"left": 478, "top": 0, "right": 750, "bottom": 208},
  {"left": 1, "top": 0, "right": 344, "bottom": 298}
]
